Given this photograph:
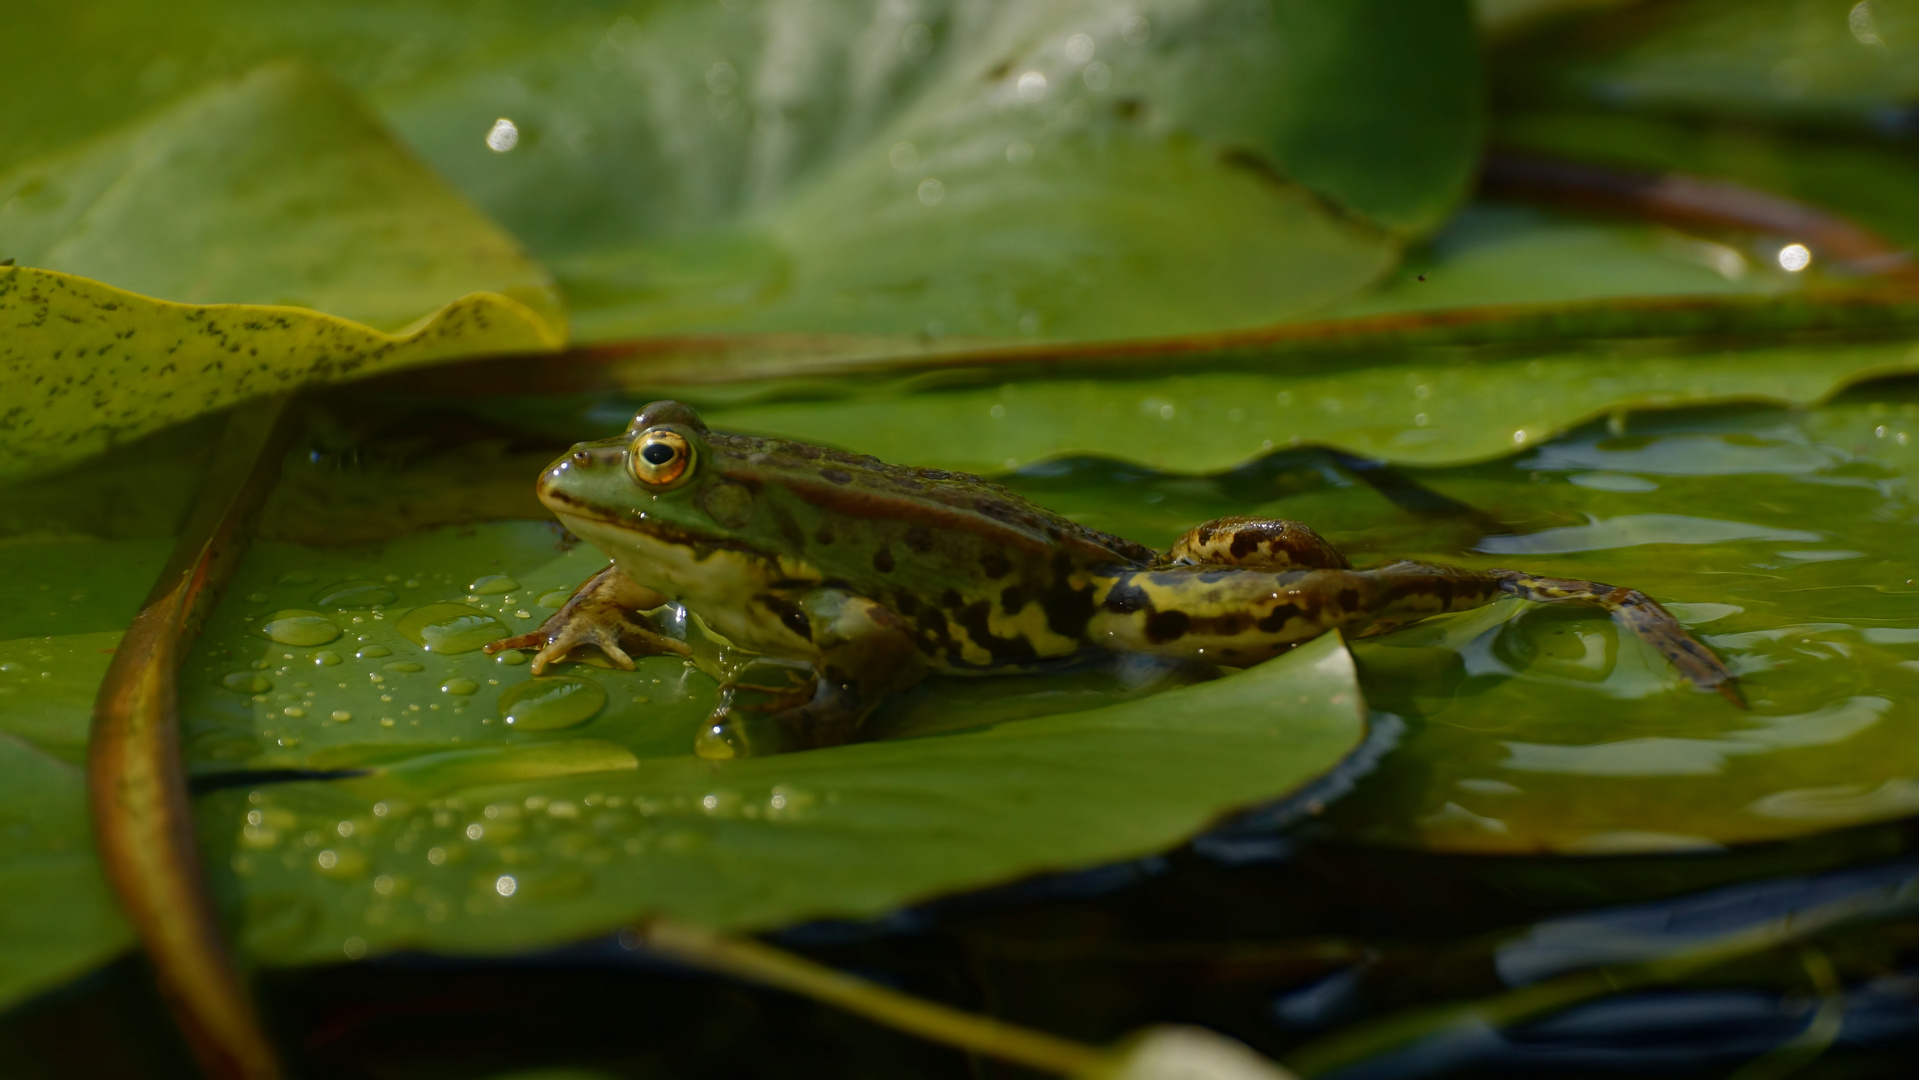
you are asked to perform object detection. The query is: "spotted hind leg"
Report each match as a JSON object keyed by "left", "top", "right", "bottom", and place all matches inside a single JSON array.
[{"left": 1486, "top": 568, "right": 1743, "bottom": 706}]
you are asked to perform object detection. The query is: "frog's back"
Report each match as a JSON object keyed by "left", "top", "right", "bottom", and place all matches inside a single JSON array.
[{"left": 707, "top": 433, "right": 1151, "bottom": 670}]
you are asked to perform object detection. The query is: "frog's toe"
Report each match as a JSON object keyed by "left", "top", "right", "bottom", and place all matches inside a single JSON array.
[{"left": 484, "top": 631, "right": 547, "bottom": 655}]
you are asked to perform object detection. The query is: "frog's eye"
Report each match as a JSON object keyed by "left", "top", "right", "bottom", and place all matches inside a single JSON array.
[{"left": 629, "top": 429, "right": 693, "bottom": 487}]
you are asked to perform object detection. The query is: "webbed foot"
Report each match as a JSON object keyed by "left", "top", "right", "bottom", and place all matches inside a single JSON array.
[{"left": 484, "top": 564, "right": 689, "bottom": 675}]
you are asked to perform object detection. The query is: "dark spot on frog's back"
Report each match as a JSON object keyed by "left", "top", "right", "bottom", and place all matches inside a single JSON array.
[
  {"left": 1230, "top": 530, "right": 1260, "bottom": 559},
  {"left": 999, "top": 585, "right": 1026, "bottom": 613},
  {"left": 873, "top": 547, "right": 894, "bottom": 573},
  {"left": 820, "top": 467, "right": 851, "bottom": 484},
  {"left": 1145, "top": 609, "right": 1191, "bottom": 643},
  {"left": 1336, "top": 588, "right": 1360, "bottom": 613},
  {"left": 903, "top": 525, "right": 934, "bottom": 553},
  {"left": 1102, "top": 579, "right": 1148, "bottom": 615},
  {"left": 1257, "top": 604, "right": 1302, "bottom": 633},
  {"left": 980, "top": 551, "right": 1012, "bottom": 579},
  {"left": 814, "top": 525, "right": 835, "bottom": 545}
]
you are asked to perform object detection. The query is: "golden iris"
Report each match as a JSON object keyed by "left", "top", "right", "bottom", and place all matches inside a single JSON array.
[{"left": 630, "top": 429, "right": 692, "bottom": 487}]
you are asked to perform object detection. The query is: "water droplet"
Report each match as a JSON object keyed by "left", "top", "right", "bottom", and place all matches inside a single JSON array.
[
  {"left": 496, "top": 649, "right": 529, "bottom": 666},
  {"left": 694, "top": 722, "right": 742, "bottom": 760},
  {"left": 252, "top": 610, "right": 341, "bottom": 647},
  {"left": 535, "top": 589, "right": 571, "bottom": 609},
  {"left": 485, "top": 118, "right": 519, "bottom": 152},
  {"left": 313, "top": 581, "right": 399, "bottom": 608},
  {"left": 355, "top": 645, "right": 391, "bottom": 659},
  {"left": 283, "top": 706, "right": 305, "bottom": 718},
  {"left": 499, "top": 677, "right": 607, "bottom": 730},
  {"left": 246, "top": 591, "right": 269, "bottom": 603},
  {"left": 312, "top": 650, "right": 343, "bottom": 666},
  {"left": 1121, "top": 13, "right": 1151, "bottom": 43},
  {"left": 396, "top": 603, "right": 509, "bottom": 654},
  {"left": 465, "top": 823, "right": 484, "bottom": 840},
  {"left": 277, "top": 571, "right": 315, "bottom": 585},
  {"left": 343, "top": 936, "right": 367, "bottom": 959},
  {"left": 382, "top": 661, "right": 425, "bottom": 673},
  {"left": 468, "top": 574, "right": 519, "bottom": 595},
  {"left": 223, "top": 672, "right": 273, "bottom": 694},
  {"left": 1779, "top": 243, "right": 1812, "bottom": 272},
  {"left": 331, "top": 709, "right": 353, "bottom": 722},
  {"left": 918, "top": 178, "right": 945, "bottom": 206},
  {"left": 1016, "top": 70, "right": 1048, "bottom": 102},
  {"left": 1083, "top": 60, "right": 1111, "bottom": 91},
  {"left": 495, "top": 874, "right": 518, "bottom": 897},
  {"left": 1065, "top": 32, "right": 1096, "bottom": 63},
  {"left": 888, "top": 141, "right": 918, "bottom": 171},
  {"left": 427, "top": 846, "right": 447, "bottom": 865},
  {"left": 441, "top": 677, "right": 478, "bottom": 695}
]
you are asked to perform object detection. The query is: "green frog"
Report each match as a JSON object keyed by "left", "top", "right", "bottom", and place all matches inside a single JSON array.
[{"left": 488, "top": 401, "right": 1739, "bottom": 746}]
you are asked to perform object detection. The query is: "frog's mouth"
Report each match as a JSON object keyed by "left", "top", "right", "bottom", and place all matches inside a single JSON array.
[{"left": 539, "top": 486, "right": 761, "bottom": 561}]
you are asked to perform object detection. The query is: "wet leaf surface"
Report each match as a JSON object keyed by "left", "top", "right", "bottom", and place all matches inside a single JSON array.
[
  {"left": 190, "top": 626, "right": 1364, "bottom": 963},
  {"left": 5, "top": 0, "right": 1485, "bottom": 348}
]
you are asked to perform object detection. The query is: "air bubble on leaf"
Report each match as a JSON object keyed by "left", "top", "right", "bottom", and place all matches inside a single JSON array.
[
  {"left": 1017, "top": 71, "right": 1048, "bottom": 101},
  {"left": 485, "top": 118, "right": 519, "bottom": 152}
]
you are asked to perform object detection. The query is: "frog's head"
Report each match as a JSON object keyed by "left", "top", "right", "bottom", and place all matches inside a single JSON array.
[{"left": 536, "top": 400, "right": 742, "bottom": 550}]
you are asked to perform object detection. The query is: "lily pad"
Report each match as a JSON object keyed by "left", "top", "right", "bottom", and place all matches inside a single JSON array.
[
  {"left": 0, "top": 267, "right": 561, "bottom": 483},
  {"left": 0, "top": 61, "right": 562, "bottom": 333},
  {"left": 194, "top": 632, "right": 1365, "bottom": 963},
  {"left": 560, "top": 335, "right": 1919, "bottom": 474},
  {"left": 0, "top": 58, "right": 568, "bottom": 482},
  {"left": 7, "top": 0, "right": 1486, "bottom": 350}
]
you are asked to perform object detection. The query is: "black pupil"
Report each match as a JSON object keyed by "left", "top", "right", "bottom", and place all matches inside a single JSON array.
[{"left": 641, "top": 441, "right": 677, "bottom": 466}]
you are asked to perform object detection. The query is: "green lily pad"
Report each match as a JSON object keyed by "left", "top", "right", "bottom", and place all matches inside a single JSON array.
[
  {"left": 196, "top": 632, "right": 1365, "bottom": 964},
  {"left": 0, "top": 61, "right": 561, "bottom": 333},
  {"left": 6, "top": 0, "right": 1487, "bottom": 352},
  {"left": 0, "top": 58, "right": 567, "bottom": 483},
  {"left": 0, "top": 730, "right": 135, "bottom": 1012},
  {"left": 603, "top": 335, "right": 1919, "bottom": 474}
]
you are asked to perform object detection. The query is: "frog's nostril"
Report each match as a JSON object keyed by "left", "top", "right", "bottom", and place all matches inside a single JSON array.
[{"left": 571, "top": 450, "right": 591, "bottom": 466}]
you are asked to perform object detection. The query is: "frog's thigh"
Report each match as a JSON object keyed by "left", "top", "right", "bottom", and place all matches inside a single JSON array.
[
  {"left": 779, "top": 589, "right": 927, "bottom": 743},
  {"left": 1165, "top": 516, "right": 1351, "bottom": 571}
]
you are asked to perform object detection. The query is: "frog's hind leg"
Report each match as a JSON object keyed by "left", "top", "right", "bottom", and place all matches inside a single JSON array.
[
  {"left": 484, "top": 563, "right": 689, "bottom": 674},
  {"left": 1485, "top": 567, "right": 1744, "bottom": 706},
  {"left": 1162, "top": 516, "right": 1352, "bottom": 571},
  {"left": 758, "top": 588, "right": 928, "bottom": 747}
]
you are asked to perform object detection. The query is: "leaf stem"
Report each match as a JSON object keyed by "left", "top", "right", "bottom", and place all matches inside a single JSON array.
[
  {"left": 635, "top": 919, "right": 1112, "bottom": 1076},
  {"left": 89, "top": 396, "right": 297, "bottom": 1080}
]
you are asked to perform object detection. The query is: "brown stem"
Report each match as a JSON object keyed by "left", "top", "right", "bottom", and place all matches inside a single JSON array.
[
  {"left": 89, "top": 395, "right": 297, "bottom": 1079},
  {"left": 1482, "top": 152, "right": 1916, "bottom": 276}
]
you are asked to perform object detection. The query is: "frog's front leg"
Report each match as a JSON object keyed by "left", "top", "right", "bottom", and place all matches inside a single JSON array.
[
  {"left": 763, "top": 588, "right": 927, "bottom": 746},
  {"left": 484, "top": 563, "right": 690, "bottom": 674}
]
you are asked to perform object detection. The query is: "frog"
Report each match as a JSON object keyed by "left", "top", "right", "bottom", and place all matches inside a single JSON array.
[{"left": 487, "top": 401, "right": 1740, "bottom": 746}]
